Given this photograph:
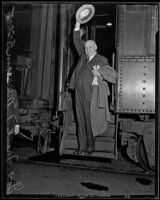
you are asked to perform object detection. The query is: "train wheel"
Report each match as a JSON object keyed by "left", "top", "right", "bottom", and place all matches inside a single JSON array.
[{"left": 136, "top": 136, "right": 154, "bottom": 173}]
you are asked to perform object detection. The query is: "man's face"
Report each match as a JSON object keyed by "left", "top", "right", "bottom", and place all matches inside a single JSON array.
[{"left": 85, "top": 41, "right": 97, "bottom": 58}]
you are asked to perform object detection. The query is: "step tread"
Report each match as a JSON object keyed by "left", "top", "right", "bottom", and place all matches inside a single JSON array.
[
  {"left": 64, "top": 139, "right": 115, "bottom": 152},
  {"left": 62, "top": 149, "right": 116, "bottom": 158},
  {"left": 65, "top": 136, "right": 115, "bottom": 143}
]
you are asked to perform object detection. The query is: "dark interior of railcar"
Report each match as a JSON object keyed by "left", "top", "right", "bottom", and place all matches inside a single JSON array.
[{"left": 90, "top": 3, "right": 116, "bottom": 65}]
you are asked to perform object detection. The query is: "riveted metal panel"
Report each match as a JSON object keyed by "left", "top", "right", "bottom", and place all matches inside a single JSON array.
[
  {"left": 117, "top": 5, "right": 158, "bottom": 56},
  {"left": 116, "top": 57, "right": 155, "bottom": 113}
]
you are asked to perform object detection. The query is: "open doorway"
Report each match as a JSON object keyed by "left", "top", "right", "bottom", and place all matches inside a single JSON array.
[
  {"left": 94, "top": 24, "right": 116, "bottom": 106},
  {"left": 87, "top": 4, "right": 117, "bottom": 106},
  {"left": 89, "top": 3, "right": 116, "bottom": 66},
  {"left": 94, "top": 26, "right": 115, "bottom": 66}
]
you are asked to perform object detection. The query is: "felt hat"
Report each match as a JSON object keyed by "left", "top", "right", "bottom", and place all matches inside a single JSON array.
[{"left": 76, "top": 4, "right": 95, "bottom": 24}]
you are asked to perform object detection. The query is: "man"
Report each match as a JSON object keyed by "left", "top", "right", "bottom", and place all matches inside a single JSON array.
[{"left": 69, "top": 20, "right": 110, "bottom": 156}]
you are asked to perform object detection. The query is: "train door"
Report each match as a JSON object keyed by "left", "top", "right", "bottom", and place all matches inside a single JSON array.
[{"left": 59, "top": 4, "right": 118, "bottom": 159}]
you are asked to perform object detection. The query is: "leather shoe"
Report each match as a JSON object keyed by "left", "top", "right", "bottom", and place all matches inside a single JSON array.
[
  {"left": 84, "top": 151, "right": 94, "bottom": 156},
  {"left": 73, "top": 150, "right": 86, "bottom": 155}
]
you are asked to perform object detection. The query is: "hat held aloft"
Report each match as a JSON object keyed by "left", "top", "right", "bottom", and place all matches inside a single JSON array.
[{"left": 76, "top": 4, "right": 95, "bottom": 24}]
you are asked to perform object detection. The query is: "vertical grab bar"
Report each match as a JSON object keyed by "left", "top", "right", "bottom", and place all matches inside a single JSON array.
[{"left": 111, "top": 52, "right": 115, "bottom": 109}]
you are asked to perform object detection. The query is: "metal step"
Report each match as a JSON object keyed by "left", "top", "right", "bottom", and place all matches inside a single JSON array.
[
  {"left": 64, "top": 138, "right": 115, "bottom": 152},
  {"left": 62, "top": 149, "right": 116, "bottom": 159},
  {"left": 67, "top": 123, "right": 115, "bottom": 138},
  {"left": 60, "top": 111, "right": 117, "bottom": 159}
]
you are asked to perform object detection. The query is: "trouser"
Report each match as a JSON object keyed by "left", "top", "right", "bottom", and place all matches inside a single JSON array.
[{"left": 75, "top": 87, "right": 95, "bottom": 151}]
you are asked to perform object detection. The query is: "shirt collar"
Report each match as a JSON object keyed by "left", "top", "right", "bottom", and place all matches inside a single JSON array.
[{"left": 88, "top": 52, "right": 97, "bottom": 61}]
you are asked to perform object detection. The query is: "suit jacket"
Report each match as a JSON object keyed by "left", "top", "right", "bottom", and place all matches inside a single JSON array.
[{"left": 69, "top": 30, "right": 109, "bottom": 101}]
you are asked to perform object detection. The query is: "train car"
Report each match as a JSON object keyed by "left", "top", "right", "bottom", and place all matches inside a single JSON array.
[{"left": 3, "top": 3, "right": 158, "bottom": 173}]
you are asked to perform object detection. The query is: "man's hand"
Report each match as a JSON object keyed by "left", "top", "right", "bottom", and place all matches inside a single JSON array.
[
  {"left": 93, "top": 65, "right": 100, "bottom": 70},
  {"left": 15, "top": 124, "right": 20, "bottom": 135},
  {"left": 75, "top": 21, "right": 80, "bottom": 31},
  {"left": 92, "top": 70, "right": 101, "bottom": 77},
  {"left": 92, "top": 65, "right": 101, "bottom": 77}
]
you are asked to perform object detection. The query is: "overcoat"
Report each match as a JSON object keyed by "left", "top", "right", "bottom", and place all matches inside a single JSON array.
[{"left": 91, "top": 66, "right": 117, "bottom": 137}]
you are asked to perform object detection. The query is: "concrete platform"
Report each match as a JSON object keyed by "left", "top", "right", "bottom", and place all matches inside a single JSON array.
[{"left": 5, "top": 159, "right": 155, "bottom": 196}]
